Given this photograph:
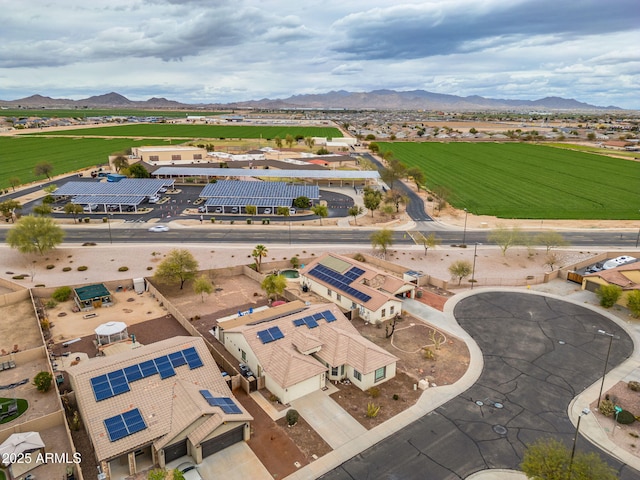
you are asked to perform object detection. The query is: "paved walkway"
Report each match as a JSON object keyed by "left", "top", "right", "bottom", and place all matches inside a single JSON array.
[{"left": 291, "top": 390, "right": 367, "bottom": 449}]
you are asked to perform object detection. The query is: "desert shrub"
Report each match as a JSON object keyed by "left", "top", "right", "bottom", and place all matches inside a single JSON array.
[
  {"left": 147, "top": 468, "right": 168, "bottom": 480},
  {"left": 627, "top": 290, "right": 640, "bottom": 318},
  {"left": 52, "top": 286, "right": 72, "bottom": 301},
  {"left": 83, "top": 217, "right": 90, "bottom": 223},
  {"left": 45, "top": 299, "right": 57, "bottom": 309},
  {"left": 422, "top": 347, "right": 436, "bottom": 360},
  {"left": 599, "top": 399, "right": 615, "bottom": 416},
  {"left": 286, "top": 409, "right": 299, "bottom": 426},
  {"left": 12, "top": 275, "right": 25, "bottom": 280},
  {"left": 46, "top": 264, "right": 55, "bottom": 269},
  {"left": 147, "top": 266, "right": 153, "bottom": 270},
  {"left": 77, "top": 266, "right": 88, "bottom": 271},
  {"left": 353, "top": 253, "right": 366, "bottom": 262},
  {"left": 40, "top": 318, "right": 50, "bottom": 330},
  {"left": 210, "top": 217, "right": 215, "bottom": 223},
  {"left": 246, "top": 218, "right": 252, "bottom": 224},
  {"left": 268, "top": 393, "right": 279, "bottom": 402},
  {"left": 62, "top": 267, "right": 72, "bottom": 272},
  {"left": 118, "top": 266, "right": 129, "bottom": 272},
  {"left": 616, "top": 410, "right": 636, "bottom": 425},
  {"left": 595, "top": 284, "right": 623, "bottom": 308},
  {"left": 33, "top": 371, "right": 53, "bottom": 392},
  {"left": 367, "top": 387, "right": 380, "bottom": 398},
  {"left": 102, "top": 217, "right": 108, "bottom": 223},
  {"left": 290, "top": 256, "right": 300, "bottom": 269},
  {"left": 393, "top": 394, "right": 399, "bottom": 401},
  {"left": 628, "top": 381, "right": 640, "bottom": 392},
  {"left": 366, "top": 402, "right": 380, "bottom": 418}
]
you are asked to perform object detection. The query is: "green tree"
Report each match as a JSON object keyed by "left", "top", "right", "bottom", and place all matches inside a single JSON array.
[
  {"left": 370, "top": 228, "right": 393, "bottom": 258},
  {"left": 0, "top": 199, "right": 22, "bottom": 222},
  {"left": 277, "top": 206, "right": 290, "bottom": 217},
  {"left": 154, "top": 249, "right": 199, "bottom": 289},
  {"left": 368, "top": 142, "right": 380, "bottom": 154},
  {"left": 311, "top": 204, "right": 328, "bottom": 225},
  {"left": 9, "top": 177, "right": 20, "bottom": 191},
  {"left": 363, "top": 187, "right": 383, "bottom": 217},
  {"left": 595, "top": 284, "right": 623, "bottom": 308},
  {"left": 379, "top": 159, "right": 407, "bottom": 189},
  {"left": 521, "top": 437, "right": 617, "bottom": 480},
  {"left": 112, "top": 155, "right": 130, "bottom": 172},
  {"left": 33, "top": 204, "right": 53, "bottom": 216},
  {"left": 384, "top": 189, "right": 409, "bottom": 213},
  {"left": 304, "top": 136, "right": 315, "bottom": 150},
  {"left": 293, "top": 196, "right": 310, "bottom": 209},
  {"left": 448, "top": 260, "right": 473, "bottom": 285},
  {"left": 34, "top": 162, "right": 53, "bottom": 179},
  {"left": 33, "top": 371, "right": 53, "bottom": 392},
  {"left": 488, "top": 226, "right": 524, "bottom": 256},
  {"left": 535, "top": 231, "right": 569, "bottom": 253},
  {"left": 407, "top": 167, "right": 425, "bottom": 190},
  {"left": 126, "top": 163, "right": 151, "bottom": 178},
  {"left": 147, "top": 468, "right": 167, "bottom": 480},
  {"left": 274, "top": 136, "right": 283, "bottom": 148},
  {"left": 415, "top": 232, "right": 441, "bottom": 257},
  {"left": 348, "top": 205, "right": 363, "bottom": 224},
  {"left": 193, "top": 274, "right": 214, "bottom": 302},
  {"left": 285, "top": 134, "right": 294, "bottom": 148},
  {"left": 261, "top": 274, "right": 287, "bottom": 301},
  {"left": 7, "top": 215, "right": 64, "bottom": 255},
  {"left": 245, "top": 205, "right": 257, "bottom": 215},
  {"left": 587, "top": 132, "right": 596, "bottom": 141},
  {"left": 627, "top": 290, "right": 640, "bottom": 318},
  {"left": 64, "top": 202, "right": 84, "bottom": 223},
  {"left": 316, "top": 147, "right": 330, "bottom": 155},
  {"left": 252, "top": 244, "right": 268, "bottom": 273},
  {"left": 52, "top": 286, "right": 72, "bottom": 302}
]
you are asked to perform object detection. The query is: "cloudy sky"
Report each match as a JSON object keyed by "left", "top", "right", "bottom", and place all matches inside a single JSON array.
[{"left": 2, "top": 0, "right": 639, "bottom": 108}]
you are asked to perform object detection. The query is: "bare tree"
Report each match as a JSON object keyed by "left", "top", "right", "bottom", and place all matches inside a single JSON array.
[{"left": 488, "top": 226, "right": 524, "bottom": 256}]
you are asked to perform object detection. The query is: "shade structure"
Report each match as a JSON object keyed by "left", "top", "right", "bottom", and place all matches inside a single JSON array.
[
  {"left": 0, "top": 432, "right": 45, "bottom": 465},
  {"left": 95, "top": 321, "right": 129, "bottom": 345}
]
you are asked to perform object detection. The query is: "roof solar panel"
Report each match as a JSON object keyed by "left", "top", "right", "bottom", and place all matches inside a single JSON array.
[
  {"left": 124, "top": 365, "right": 144, "bottom": 382},
  {"left": 122, "top": 409, "right": 147, "bottom": 434},
  {"left": 268, "top": 326, "right": 284, "bottom": 340},
  {"left": 312, "top": 313, "right": 323, "bottom": 321},
  {"left": 111, "top": 382, "right": 131, "bottom": 396},
  {"left": 183, "top": 347, "right": 204, "bottom": 369},
  {"left": 257, "top": 330, "right": 272, "bottom": 344},
  {"left": 305, "top": 318, "right": 319, "bottom": 328},
  {"left": 105, "top": 408, "right": 147, "bottom": 442},
  {"left": 168, "top": 351, "right": 187, "bottom": 367},
  {"left": 139, "top": 360, "right": 158, "bottom": 377},
  {"left": 91, "top": 375, "right": 109, "bottom": 388},
  {"left": 293, "top": 319, "right": 305, "bottom": 327},
  {"left": 323, "top": 311, "right": 337, "bottom": 322},
  {"left": 154, "top": 356, "right": 176, "bottom": 379},
  {"left": 94, "top": 386, "right": 112, "bottom": 402}
]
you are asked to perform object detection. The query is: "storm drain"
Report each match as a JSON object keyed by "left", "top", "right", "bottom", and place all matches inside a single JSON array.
[{"left": 493, "top": 424, "right": 508, "bottom": 435}]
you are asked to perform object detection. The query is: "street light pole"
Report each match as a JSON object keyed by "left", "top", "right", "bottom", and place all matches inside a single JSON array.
[
  {"left": 596, "top": 329, "right": 617, "bottom": 409},
  {"left": 462, "top": 208, "right": 468, "bottom": 246},
  {"left": 471, "top": 242, "right": 481, "bottom": 289},
  {"left": 568, "top": 408, "right": 591, "bottom": 478}
]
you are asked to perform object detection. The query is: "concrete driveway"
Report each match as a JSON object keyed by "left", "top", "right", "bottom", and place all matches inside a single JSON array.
[
  {"left": 319, "top": 291, "right": 640, "bottom": 480},
  {"left": 291, "top": 389, "right": 367, "bottom": 449}
]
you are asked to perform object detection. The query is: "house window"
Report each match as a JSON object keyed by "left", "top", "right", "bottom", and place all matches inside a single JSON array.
[
  {"left": 353, "top": 369, "right": 362, "bottom": 381},
  {"left": 149, "top": 155, "right": 159, "bottom": 162},
  {"left": 327, "top": 288, "right": 332, "bottom": 296},
  {"left": 171, "top": 154, "right": 182, "bottom": 161},
  {"left": 351, "top": 302, "right": 357, "bottom": 309},
  {"left": 390, "top": 306, "right": 395, "bottom": 315},
  {"left": 331, "top": 366, "right": 339, "bottom": 376},
  {"left": 381, "top": 309, "right": 386, "bottom": 318},
  {"left": 193, "top": 154, "right": 202, "bottom": 160},
  {"left": 375, "top": 366, "right": 386, "bottom": 382},
  {"left": 336, "top": 294, "right": 341, "bottom": 301},
  {"left": 241, "top": 350, "right": 246, "bottom": 362}
]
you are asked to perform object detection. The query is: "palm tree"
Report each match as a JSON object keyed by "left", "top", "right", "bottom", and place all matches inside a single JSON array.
[{"left": 252, "top": 244, "right": 268, "bottom": 273}]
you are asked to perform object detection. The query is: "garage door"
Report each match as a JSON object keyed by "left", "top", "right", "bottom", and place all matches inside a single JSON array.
[
  {"left": 164, "top": 439, "right": 188, "bottom": 463},
  {"left": 201, "top": 425, "right": 244, "bottom": 458}
]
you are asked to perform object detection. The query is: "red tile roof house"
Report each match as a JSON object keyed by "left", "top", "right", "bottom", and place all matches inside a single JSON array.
[
  {"left": 220, "top": 303, "right": 398, "bottom": 404},
  {"left": 300, "top": 253, "right": 416, "bottom": 324},
  {"left": 582, "top": 261, "right": 640, "bottom": 307},
  {"left": 67, "top": 336, "right": 252, "bottom": 478}
]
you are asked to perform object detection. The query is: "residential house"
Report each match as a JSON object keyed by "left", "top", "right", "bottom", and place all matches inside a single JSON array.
[{"left": 582, "top": 261, "right": 640, "bottom": 307}]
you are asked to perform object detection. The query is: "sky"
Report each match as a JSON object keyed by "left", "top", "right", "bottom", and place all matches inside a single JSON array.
[{"left": 2, "top": 0, "right": 639, "bottom": 109}]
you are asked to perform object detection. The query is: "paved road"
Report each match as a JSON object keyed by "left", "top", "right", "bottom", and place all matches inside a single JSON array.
[{"left": 320, "top": 292, "right": 640, "bottom": 480}]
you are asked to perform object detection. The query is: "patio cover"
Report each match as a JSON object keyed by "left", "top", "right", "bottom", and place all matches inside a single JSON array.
[{"left": 0, "top": 432, "right": 45, "bottom": 464}]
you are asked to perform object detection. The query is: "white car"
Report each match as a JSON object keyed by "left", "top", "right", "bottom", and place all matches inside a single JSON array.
[
  {"left": 289, "top": 208, "right": 296, "bottom": 215},
  {"left": 83, "top": 204, "right": 98, "bottom": 212},
  {"left": 176, "top": 462, "right": 203, "bottom": 480},
  {"left": 148, "top": 196, "right": 161, "bottom": 204},
  {"left": 263, "top": 208, "right": 272, "bottom": 214},
  {"left": 148, "top": 225, "right": 170, "bottom": 232}
]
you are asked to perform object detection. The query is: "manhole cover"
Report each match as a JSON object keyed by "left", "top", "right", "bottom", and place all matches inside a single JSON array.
[
  {"left": 494, "top": 402, "right": 504, "bottom": 409},
  {"left": 475, "top": 400, "right": 484, "bottom": 406},
  {"left": 493, "top": 425, "right": 508, "bottom": 435}
]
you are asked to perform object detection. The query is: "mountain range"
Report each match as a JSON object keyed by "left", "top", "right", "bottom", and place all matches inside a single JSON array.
[{"left": 0, "top": 90, "right": 621, "bottom": 111}]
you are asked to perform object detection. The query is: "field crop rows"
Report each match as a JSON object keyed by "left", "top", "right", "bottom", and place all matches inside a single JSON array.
[
  {"left": 31, "top": 124, "right": 342, "bottom": 139},
  {"left": 0, "top": 137, "right": 149, "bottom": 188},
  {"left": 378, "top": 142, "right": 640, "bottom": 219}
]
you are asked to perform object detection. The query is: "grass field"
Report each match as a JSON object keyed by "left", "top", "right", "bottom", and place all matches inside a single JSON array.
[
  {"left": 30, "top": 123, "right": 342, "bottom": 139},
  {"left": 0, "top": 137, "right": 149, "bottom": 189},
  {"left": 1, "top": 108, "right": 223, "bottom": 118},
  {"left": 378, "top": 142, "right": 640, "bottom": 219}
]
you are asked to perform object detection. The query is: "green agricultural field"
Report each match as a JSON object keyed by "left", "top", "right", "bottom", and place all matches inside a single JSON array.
[
  {"left": 378, "top": 142, "right": 640, "bottom": 219},
  {"left": 30, "top": 124, "right": 342, "bottom": 139},
  {"left": 0, "top": 137, "right": 149, "bottom": 189}
]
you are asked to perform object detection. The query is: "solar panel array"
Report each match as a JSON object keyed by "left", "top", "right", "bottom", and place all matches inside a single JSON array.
[
  {"left": 54, "top": 179, "right": 172, "bottom": 197},
  {"left": 71, "top": 195, "right": 144, "bottom": 206},
  {"left": 307, "top": 264, "right": 371, "bottom": 303},
  {"left": 153, "top": 167, "right": 381, "bottom": 180},
  {"left": 90, "top": 346, "right": 203, "bottom": 401},
  {"left": 200, "top": 180, "right": 319, "bottom": 200},
  {"left": 292, "top": 309, "right": 337, "bottom": 329},
  {"left": 257, "top": 326, "right": 285, "bottom": 344},
  {"left": 204, "top": 197, "right": 293, "bottom": 208},
  {"left": 200, "top": 390, "right": 243, "bottom": 414},
  {"left": 104, "top": 408, "right": 147, "bottom": 442}
]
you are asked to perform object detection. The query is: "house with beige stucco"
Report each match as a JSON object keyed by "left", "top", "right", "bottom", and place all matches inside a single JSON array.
[
  {"left": 582, "top": 261, "right": 640, "bottom": 307},
  {"left": 219, "top": 302, "right": 398, "bottom": 404}
]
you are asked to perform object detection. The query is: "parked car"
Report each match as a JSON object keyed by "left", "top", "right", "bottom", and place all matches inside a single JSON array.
[
  {"left": 125, "top": 205, "right": 135, "bottom": 212},
  {"left": 231, "top": 206, "right": 239, "bottom": 213},
  {"left": 214, "top": 207, "right": 222, "bottom": 213},
  {"left": 83, "top": 204, "right": 98, "bottom": 212},
  {"left": 239, "top": 363, "right": 254, "bottom": 378},
  {"left": 602, "top": 255, "right": 636, "bottom": 270},
  {"left": 263, "top": 208, "right": 272, "bottom": 214},
  {"left": 158, "top": 187, "right": 168, "bottom": 193},
  {"left": 197, "top": 206, "right": 207, "bottom": 213},
  {"left": 148, "top": 196, "right": 161, "bottom": 204},
  {"left": 289, "top": 208, "right": 296, "bottom": 215},
  {"left": 176, "top": 462, "right": 203, "bottom": 480},
  {"left": 148, "top": 225, "right": 170, "bottom": 232},
  {"left": 107, "top": 205, "right": 119, "bottom": 212}
]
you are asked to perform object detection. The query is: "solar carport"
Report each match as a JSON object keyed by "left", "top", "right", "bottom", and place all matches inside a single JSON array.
[
  {"left": 199, "top": 180, "right": 319, "bottom": 214},
  {"left": 53, "top": 179, "right": 174, "bottom": 213}
]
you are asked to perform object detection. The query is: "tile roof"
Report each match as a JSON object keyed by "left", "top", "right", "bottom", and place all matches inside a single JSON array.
[
  {"left": 585, "top": 262, "right": 640, "bottom": 290},
  {"left": 67, "top": 336, "right": 251, "bottom": 462}
]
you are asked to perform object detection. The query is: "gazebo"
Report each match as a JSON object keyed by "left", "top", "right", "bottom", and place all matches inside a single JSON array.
[{"left": 95, "top": 322, "right": 128, "bottom": 346}]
